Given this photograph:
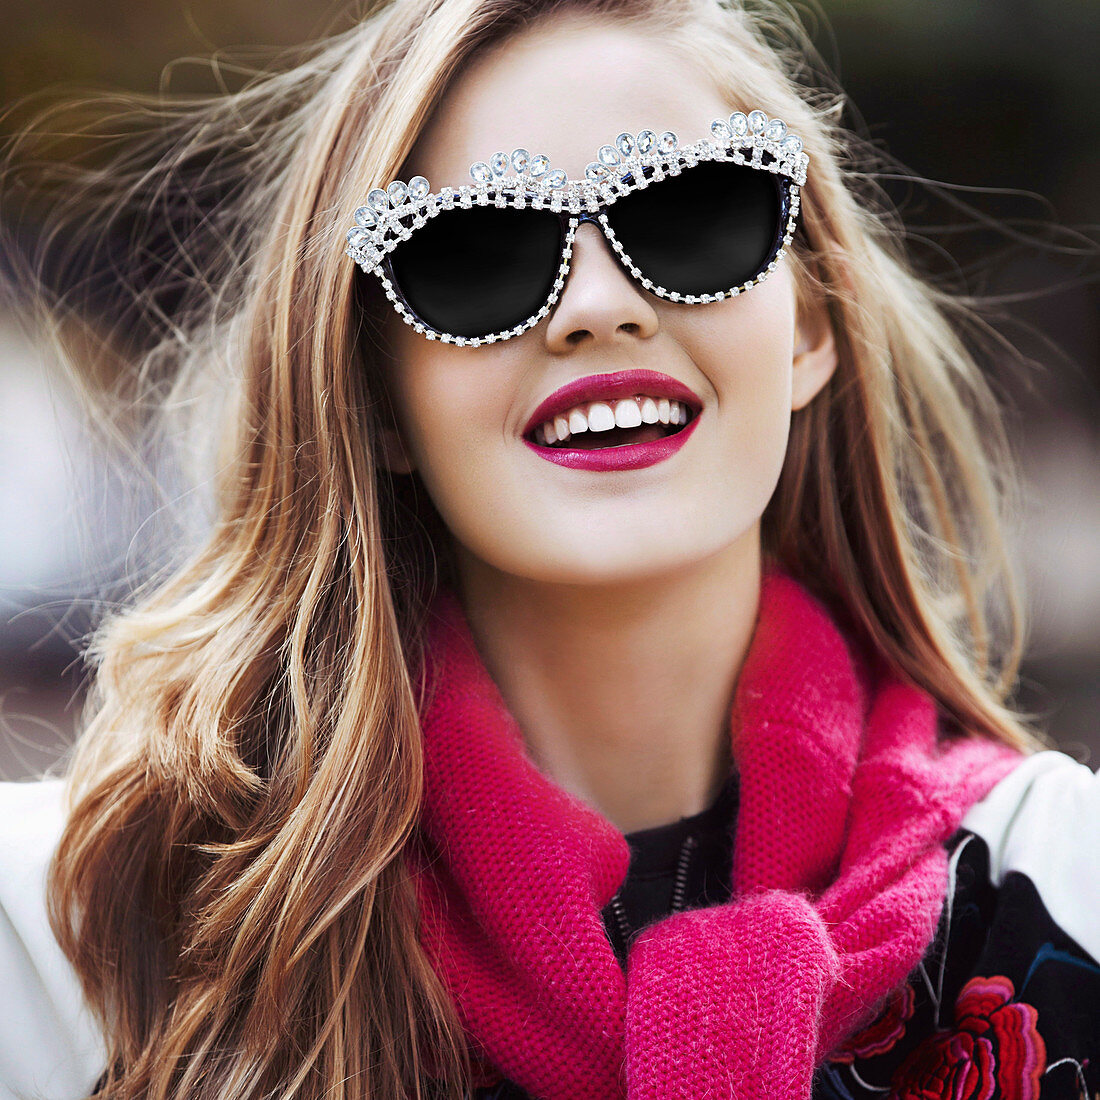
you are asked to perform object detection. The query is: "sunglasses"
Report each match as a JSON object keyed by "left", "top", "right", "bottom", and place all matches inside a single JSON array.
[{"left": 344, "top": 110, "right": 808, "bottom": 347}]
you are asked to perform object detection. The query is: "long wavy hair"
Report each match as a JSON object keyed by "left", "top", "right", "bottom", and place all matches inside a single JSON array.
[{"left": 1, "top": 0, "right": 1053, "bottom": 1095}]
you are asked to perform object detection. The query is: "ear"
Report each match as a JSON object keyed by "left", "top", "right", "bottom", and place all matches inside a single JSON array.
[{"left": 790, "top": 289, "right": 838, "bottom": 412}]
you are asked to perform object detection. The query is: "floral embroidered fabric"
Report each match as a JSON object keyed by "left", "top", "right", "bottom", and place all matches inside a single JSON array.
[{"left": 815, "top": 827, "right": 1100, "bottom": 1100}]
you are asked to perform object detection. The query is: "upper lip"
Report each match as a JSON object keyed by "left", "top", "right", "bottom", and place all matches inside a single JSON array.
[{"left": 522, "top": 370, "right": 704, "bottom": 438}]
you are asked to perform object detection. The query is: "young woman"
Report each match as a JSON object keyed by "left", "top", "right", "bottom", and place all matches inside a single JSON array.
[{"left": 1, "top": 0, "right": 1097, "bottom": 1097}]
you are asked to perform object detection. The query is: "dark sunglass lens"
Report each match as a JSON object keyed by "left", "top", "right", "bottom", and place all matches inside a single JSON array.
[
  {"left": 388, "top": 205, "right": 563, "bottom": 339},
  {"left": 606, "top": 160, "right": 784, "bottom": 296}
]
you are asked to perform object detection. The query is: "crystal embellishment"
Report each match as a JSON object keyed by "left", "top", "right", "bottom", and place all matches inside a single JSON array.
[
  {"left": 615, "top": 132, "right": 635, "bottom": 157},
  {"left": 343, "top": 108, "right": 809, "bottom": 348},
  {"left": 598, "top": 144, "right": 620, "bottom": 167}
]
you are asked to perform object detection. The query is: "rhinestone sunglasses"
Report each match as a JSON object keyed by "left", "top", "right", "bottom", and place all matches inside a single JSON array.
[{"left": 344, "top": 110, "right": 808, "bottom": 348}]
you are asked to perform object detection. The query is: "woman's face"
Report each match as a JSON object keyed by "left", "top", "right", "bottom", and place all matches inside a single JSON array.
[{"left": 377, "top": 13, "right": 836, "bottom": 587}]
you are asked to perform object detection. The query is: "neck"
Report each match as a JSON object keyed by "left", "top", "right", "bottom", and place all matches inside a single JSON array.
[{"left": 450, "top": 533, "right": 763, "bottom": 834}]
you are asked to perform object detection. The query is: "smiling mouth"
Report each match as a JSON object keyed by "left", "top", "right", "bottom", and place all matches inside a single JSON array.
[{"left": 527, "top": 409, "right": 696, "bottom": 450}]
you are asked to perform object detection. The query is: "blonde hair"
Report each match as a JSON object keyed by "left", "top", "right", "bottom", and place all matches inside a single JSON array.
[{"left": 1, "top": 0, "right": 1051, "bottom": 1095}]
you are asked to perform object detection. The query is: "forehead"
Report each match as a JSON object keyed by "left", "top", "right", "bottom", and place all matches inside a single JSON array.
[{"left": 406, "top": 15, "right": 732, "bottom": 191}]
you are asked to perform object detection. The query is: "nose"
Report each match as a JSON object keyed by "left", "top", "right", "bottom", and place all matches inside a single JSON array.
[{"left": 542, "top": 219, "right": 660, "bottom": 351}]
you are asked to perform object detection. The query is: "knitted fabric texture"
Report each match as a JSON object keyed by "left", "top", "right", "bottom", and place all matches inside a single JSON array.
[{"left": 407, "top": 569, "right": 1026, "bottom": 1099}]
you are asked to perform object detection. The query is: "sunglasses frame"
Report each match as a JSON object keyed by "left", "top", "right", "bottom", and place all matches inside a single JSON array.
[{"left": 345, "top": 112, "right": 809, "bottom": 347}]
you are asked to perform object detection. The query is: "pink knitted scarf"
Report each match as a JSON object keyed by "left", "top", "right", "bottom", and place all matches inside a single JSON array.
[{"left": 407, "top": 569, "right": 1026, "bottom": 1099}]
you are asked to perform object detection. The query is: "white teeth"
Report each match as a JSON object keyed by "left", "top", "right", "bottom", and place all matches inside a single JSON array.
[
  {"left": 533, "top": 394, "right": 693, "bottom": 446},
  {"left": 614, "top": 399, "right": 643, "bottom": 429},
  {"left": 586, "top": 402, "right": 616, "bottom": 431}
]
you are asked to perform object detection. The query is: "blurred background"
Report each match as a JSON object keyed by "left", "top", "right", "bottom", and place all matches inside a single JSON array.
[{"left": 1, "top": 0, "right": 1097, "bottom": 779}]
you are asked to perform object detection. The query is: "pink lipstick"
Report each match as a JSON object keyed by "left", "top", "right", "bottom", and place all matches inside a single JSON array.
[
  {"left": 522, "top": 370, "right": 703, "bottom": 437},
  {"left": 523, "top": 412, "right": 701, "bottom": 470},
  {"left": 522, "top": 369, "right": 704, "bottom": 472}
]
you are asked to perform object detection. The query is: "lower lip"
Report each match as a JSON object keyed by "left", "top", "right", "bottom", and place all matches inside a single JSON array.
[{"left": 522, "top": 412, "right": 701, "bottom": 471}]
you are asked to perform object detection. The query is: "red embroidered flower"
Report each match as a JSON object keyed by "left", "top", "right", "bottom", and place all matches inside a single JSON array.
[
  {"left": 833, "top": 982, "right": 916, "bottom": 1063},
  {"left": 891, "top": 975, "right": 1047, "bottom": 1100},
  {"left": 891, "top": 1029, "right": 996, "bottom": 1100}
]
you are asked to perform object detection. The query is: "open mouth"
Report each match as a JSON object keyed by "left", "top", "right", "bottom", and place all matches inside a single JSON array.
[{"left": 527, "top": 407, "right": 696, "bottom": 450}]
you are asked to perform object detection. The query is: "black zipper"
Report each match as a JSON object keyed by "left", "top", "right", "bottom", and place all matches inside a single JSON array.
[{"left": 608, "top": 832, "right": 698, "bottom": 952}]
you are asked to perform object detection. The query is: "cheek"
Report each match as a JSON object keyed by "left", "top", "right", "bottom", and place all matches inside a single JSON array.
[
  {"left": 687, "top": 285, "right": 795, "bottom": 422},
  {"left": 678, "top": 289, "right": 796, "bottom": 495},
  {"left": 385, "top": 329, "right": 507, "bottom": 477},
  {"left": 384, "top": 324, "right": 458, "bottom": 456}
]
